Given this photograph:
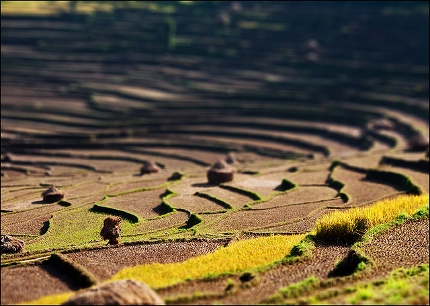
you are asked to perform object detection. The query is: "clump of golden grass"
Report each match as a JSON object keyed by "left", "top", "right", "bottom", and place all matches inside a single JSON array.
[
  {"left": 315, "top": 194, "right": 429, "bottom": 244},
  {"left": 110, "top": 234, "right": 305, "bottom": 289}
]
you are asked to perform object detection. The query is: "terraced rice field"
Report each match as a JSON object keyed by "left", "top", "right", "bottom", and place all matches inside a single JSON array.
[{"left": 1, "top": 1, "right": 429, "bottom": 305}]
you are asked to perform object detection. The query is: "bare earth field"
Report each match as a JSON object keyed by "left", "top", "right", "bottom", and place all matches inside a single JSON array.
[{"left": 1, "top": 1, "right": 429, "bottom": 305}]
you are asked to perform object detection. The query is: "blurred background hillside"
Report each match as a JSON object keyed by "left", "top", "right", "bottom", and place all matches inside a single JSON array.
[{"left": 1, "top": 1, "right": 428, "bottom": 154}]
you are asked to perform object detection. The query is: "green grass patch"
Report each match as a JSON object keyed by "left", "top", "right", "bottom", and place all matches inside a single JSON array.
[
  {"left": 160, "top": 188, "right": 178, "bottom": 213},
  {"left": 21, "top": 193, "right": 429, "bottom": 304},
  {"left": 180, "top": 213, "right": 203, "bottom": 229},
  {"left": 25, "top": 206, "right": 139, "bottom": 253},
  {"left": 346, "top": 264, "right": 429, "bottom": 305},
  {"left": 277, "top": 178, "right": 298, "bottom": 192},
  {"left": 264, "top": 264, "right": 429, "bottom": 305},
  {"left": 283, "top": 234, "right": 315, "bottom": 264}
]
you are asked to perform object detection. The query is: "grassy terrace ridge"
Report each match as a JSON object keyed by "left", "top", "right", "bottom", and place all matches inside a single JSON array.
[
  {"left": 20, "top": 194, "right": 429, "bottom": 305},
  {"left": 263, "top": 264, "right": 429, "bottom": 305}
]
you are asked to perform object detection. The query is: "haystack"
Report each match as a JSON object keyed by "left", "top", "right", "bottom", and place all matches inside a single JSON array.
[
  {"left": 1, "top": 235, "right": 25, "bottom": 253},
  {"left": 408, "top": 133, "right": 429, "bottom": 151},
  {"left": 62, "top": 279, "right": 165, "bottom": 305},
  {"left": 42, "top": 185, "right": 65, "bottom": 203},
  {"left": 207, "top": 159, "right": 236, "bottom": 185},
  {"left": 225, "top": 152, "right": 237, "bottom": 165},
  {"left": 140, "top": 160, "right": 161, "bottom": 175},
  {"left": 100, "top": 216, "right": 121, "bottom": 245}
]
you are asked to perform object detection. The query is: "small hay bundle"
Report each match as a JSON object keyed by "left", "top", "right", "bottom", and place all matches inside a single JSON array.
[
  {"left": 408, "top": 133, "right": 429, "bottom": 151},
  {"left": 140, "top": 160, "right": 161, "bottom": 175},
  {"left": 225, "top": 152, "right": 237, "bottom": 165},
  {"left": 1, "top": 235, "right": 25, "bottom": 253},
  {"left": 62, "top": 279, "right": 165, "bottom": 305},
  {"left": 42, "top": 185, "right": 65, "bottom": 203},
  {"left": 100, "top": 216, "right": 122, "bottom": 245},
  {"left": 207, "top": 159, "right": 236, "bottom": 185}
]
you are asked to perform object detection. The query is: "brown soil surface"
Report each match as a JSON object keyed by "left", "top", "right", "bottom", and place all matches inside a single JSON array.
[
  {"left": 2, "top": 218, "right": 427, "bottom": 305},
  {"left": 331, "top": 166, "right": 406, "bottom": 206},
  {"left": 64, "top": 239, "right": 230, "bottom": 281},
  {"left": 1, "top": 2, "right": 429, "bottom": 305},
  {"left": 102, "top": 189, "right": 168, "bottom": 218},
  {"left": 1, "top": 261, "right": 83, "bottom": 305},
  {"left": 156, "top": 218, "right": 429, "bottom": 304},
  {"left": 169, "top": 194, "right": 229, "bottom": 213}
]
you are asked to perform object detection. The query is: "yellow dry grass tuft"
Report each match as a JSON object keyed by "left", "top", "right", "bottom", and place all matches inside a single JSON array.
[
  {"left": 315, "top": 194, "right": 429, "bottom": 243},
  {"left": 109, "top": 234, "right": 305, "bottom": 288}
]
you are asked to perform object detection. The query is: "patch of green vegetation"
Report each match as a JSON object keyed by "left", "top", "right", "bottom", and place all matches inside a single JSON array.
[
  {"left": 355, "top": 203, "right": 428, "bottom": 249},
  {"left": 264, "top": 276, "right": 320, "bottom": 303},
  {"left": 277, "top": 178, "right": 298, "bottom": 192},
  {"left": 160, "top": 188, "right": 178, "bottom": 213},
  {"left": 326, "top": 201, "right": 428, "bottom": 278},
  {"left": 25, "top": 205, "right": 138, "bottom": 253},
  {"left": 180, "top": 213, "right": 203, "bottom": 229},
  {"left": 283, "top": 234, "right": 316, "bottom": 263},
  {"left": 24, "top": 193, "right": 429, "bottom": 304},
  {"left": 342, "top": 264, "right": 429, "bottom": 305},
  {"left": 264, "top": 264, "right": 429, "bottom": 305}
]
